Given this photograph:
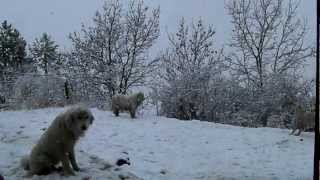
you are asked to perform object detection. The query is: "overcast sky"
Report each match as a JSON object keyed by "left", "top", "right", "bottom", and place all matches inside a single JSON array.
[{"left": 0, "top": 0, "right": 316, "bottom": 79}]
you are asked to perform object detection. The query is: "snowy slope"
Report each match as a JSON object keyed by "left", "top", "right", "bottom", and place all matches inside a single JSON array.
[{"left": 0, "top": 107, "right": 314, "bottom": 180}]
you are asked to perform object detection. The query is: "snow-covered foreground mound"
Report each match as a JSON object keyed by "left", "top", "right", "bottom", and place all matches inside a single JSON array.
[{"left": 0, "top": 107, "right": 314, "bottom": 180}]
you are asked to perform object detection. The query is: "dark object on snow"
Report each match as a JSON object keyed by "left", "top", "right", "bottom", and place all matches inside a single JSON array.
[
  {"left": 116, "top": 151, "right": 130, "bottom": 166},
  {"left": 160, "top": 169, "right": 167, "bottom": 175},
  {"left": 0, "top": 174, "right": 4, "bottom": 180},
  {"left": 116, "top": 158, "right": 130, "bottom": 166}
]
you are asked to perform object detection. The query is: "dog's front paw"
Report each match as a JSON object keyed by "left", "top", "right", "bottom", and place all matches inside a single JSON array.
[
  {"left": 73, "top": 166, "right": 80, "bottom": 172},
  {"left": 63, "top": 170, "right": 76, "bottom": 177},
  {"left": 22, "top": 172, "right": 33, "bottom": 178}
]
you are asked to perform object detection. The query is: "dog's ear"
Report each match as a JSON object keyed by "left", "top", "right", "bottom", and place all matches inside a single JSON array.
[
  {"left": 65, "top": 112, "right": 75, "bottom": 130},
  {"left": 89, "top": 114, "right": 94, "bottom": 124}
]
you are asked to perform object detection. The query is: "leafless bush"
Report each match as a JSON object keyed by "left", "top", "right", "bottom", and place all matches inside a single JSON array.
[{"left": 13, "top": 74, "right": 67, "bottom": 109}]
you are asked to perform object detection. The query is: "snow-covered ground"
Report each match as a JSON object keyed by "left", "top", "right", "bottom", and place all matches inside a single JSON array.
[{"left": 0, "top": 107, "right": 314, "bottom": 180}]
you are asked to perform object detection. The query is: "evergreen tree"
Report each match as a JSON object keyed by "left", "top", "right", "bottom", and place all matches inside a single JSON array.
[
  {"left": 30, "top": 33, "right": 59, "bottom": 74},
  {"left": 0, "top": 20, "right": 26, "bottom": 72},
  {"left": 0, "top": 20, "right": 27, "bottom": 102}
]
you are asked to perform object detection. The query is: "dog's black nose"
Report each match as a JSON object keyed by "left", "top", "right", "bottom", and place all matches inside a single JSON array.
[{"left": 81, "top": 126, "right": 87, "bottom": 131}]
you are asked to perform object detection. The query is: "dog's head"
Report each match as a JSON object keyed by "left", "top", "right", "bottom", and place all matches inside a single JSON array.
[
  {"left": 136, "top": 92, "right": 145, "bottom": 106},
  {"left": 295, "top": 105, "right": 304, "bottom": 114},
  {"left": 65, "top": 106, "right": 94, "bottom": 137}
]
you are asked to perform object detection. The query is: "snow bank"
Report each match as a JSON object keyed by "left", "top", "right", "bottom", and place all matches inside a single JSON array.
[{"left": 0, "top": 107, "right": 314, "bottom": 180}]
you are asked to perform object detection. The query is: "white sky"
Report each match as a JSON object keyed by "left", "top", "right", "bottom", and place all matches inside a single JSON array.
[{"left": 0, "top": 0, "right": 316, "bottom": 79}]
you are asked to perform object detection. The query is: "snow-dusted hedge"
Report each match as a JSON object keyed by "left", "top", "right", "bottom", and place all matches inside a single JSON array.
[{"left": 13, "top": 75, "right": 67, "bottom": 109}]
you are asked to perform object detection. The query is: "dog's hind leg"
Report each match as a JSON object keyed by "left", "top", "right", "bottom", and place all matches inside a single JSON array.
[
  {"left": 113, "top": 108, "right": 119, "bottom": 117},
  {"left": 28, "top": 154, "right": 55, "bottom": 176},
  {"left": 289, "top": 128, "right": 296, "bottom": 135},
  {"left": 130, "top": 110, "right": 136, "bottom": 118},
  {"left": 295, "top": 129, "right": 302, "bottom": 136}
]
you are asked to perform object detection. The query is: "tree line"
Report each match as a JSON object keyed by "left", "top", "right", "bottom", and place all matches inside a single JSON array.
[{"left": 0, "top": 0, "right": 315, "bottom": 128}]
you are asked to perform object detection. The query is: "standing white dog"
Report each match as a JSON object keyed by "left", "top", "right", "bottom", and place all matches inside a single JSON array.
[
  {"left": 290, "top": 105, "right": 315, "bottom": 136},
  {"left": 111, "top": 92, "right": 145, "bottom": 118}
]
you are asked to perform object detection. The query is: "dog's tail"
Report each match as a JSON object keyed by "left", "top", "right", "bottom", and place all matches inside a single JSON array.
[{"left": 20, "top": 155, "right": 30, "bottom": 170}]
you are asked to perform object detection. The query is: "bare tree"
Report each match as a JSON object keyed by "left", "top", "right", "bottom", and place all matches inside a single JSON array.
[
  {"left": 69, "top": 0, "right": 122, "bottom": 99},
  {"left": 226, "top": 0, "right": 313, "bottom": 92},
  {"left": 116, "top": 0, "right": 160, "bottom": 94},
  {"left": 155, "top": 18, "right": 226, "bottom": 120},
  {"left": 69, "top": 0, "right": 159, "bottom": 101}
]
